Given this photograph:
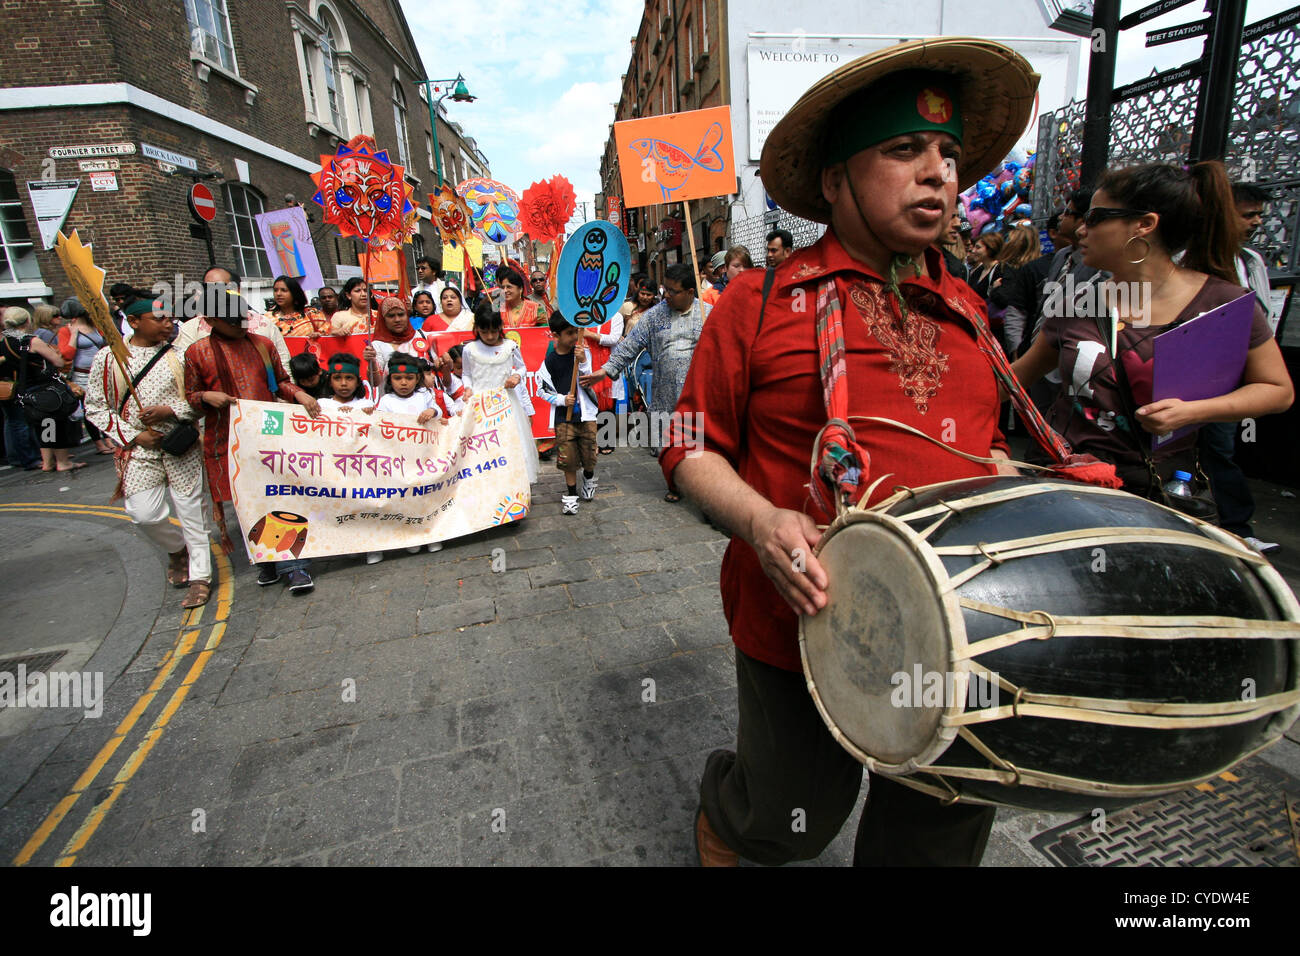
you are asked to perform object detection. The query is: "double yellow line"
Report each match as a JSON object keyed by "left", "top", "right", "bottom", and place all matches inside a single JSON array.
[{"left": 3, "top": 502, "right": 235, "bottom": 866}]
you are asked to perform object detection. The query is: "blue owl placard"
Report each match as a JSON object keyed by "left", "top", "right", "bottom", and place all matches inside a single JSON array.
[{"left": 556, "top": 221, "right": 632, "bottom": 328}]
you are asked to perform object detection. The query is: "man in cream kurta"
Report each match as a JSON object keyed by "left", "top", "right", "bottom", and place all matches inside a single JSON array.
[{"left": 86, "top": 299, "right": 211, "bottom": 606}]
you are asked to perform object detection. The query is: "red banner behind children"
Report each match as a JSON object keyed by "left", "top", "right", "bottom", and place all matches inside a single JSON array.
[{"left": 429, "top": 327, "right": 555, "bottom": 439}]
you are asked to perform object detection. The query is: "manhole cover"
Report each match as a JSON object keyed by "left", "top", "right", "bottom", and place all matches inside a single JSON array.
[
  {"left": 0, "top": 651, "right": 68, "bottom": 677},
  {"left": 1030, "top": 757, "right": 1299, "bottom": 867},
  {"left": 0, "top": 650, "right": 69, "bottom": 710}
]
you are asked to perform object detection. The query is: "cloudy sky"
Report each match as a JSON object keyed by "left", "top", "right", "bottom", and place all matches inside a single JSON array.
[
  {"left": 398, "top": 0, "right": 1294, "bottom": 227},
  {"left": 399, "top": 0, "right": 642, "bottom": 231}
]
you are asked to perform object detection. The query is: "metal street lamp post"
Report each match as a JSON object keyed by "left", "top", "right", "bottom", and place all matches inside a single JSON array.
[{"left": 419, "top": 74, "right": 476, "bottom": 188}]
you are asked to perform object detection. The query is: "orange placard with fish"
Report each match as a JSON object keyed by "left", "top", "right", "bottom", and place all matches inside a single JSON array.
[{"left": 614, "top": 106, "right": 735, "bottom": 208}]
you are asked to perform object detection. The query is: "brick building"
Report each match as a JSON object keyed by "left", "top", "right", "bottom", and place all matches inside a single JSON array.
[
  {"left": 0, "top": 0, "right": 490, "bottom": 307},
  {"left": 598, "top": 0, "right": 728, "bottom": 284}
]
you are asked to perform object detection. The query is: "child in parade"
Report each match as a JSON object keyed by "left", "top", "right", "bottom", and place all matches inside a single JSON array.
[
  {"left": 289, "top": 352, "right": 329, "bottom": 398},
  {"left": 538, "top": 311, "right": 599, "bottom": 514},
  {"left": 318, "top": 352, "right": 373, "bottom": 412},
  {"left": 461, "top": 305, "right": 539, "bottom": 484},
  {"left": 420, "top": 358, "right": 457, "bottom": 417},
  {"left": 363, "top": 353, "right": 444, "bottom": 562},
  {"left": 370, "top": 353, "right": 443, "bottom": 421}
]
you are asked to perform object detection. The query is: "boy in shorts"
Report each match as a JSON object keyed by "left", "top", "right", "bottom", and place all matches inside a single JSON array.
[{"left": 538, "top": 311, "right": 598, "bottom": 514}]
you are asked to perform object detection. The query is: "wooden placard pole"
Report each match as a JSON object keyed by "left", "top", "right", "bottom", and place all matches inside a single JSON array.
[{"left": 682, "top": 200, "right": 703, "bottom": 297}]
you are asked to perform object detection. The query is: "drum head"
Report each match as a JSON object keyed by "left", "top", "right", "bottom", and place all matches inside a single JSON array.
[{"left": 800, "top": 513, "right": 958, "bottom": 768}]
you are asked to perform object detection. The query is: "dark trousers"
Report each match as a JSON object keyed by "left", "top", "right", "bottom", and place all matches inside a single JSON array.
[
  {"left": 701, "top": 648, "right": 996, "bottom": 866},
  {"left": 2, "top": 402, "right": 40, "bottom": 467},
  {"left": 1199, "top": 421, "right": 1255, "bottom": 538}
]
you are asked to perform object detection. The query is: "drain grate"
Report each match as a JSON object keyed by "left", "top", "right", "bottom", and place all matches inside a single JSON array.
[
  {"left": 0, "top": 650, "right": 68, "bottom": 678},
  {"left": 1030, "top": 757, "right": 1299, "bottom": 867}
]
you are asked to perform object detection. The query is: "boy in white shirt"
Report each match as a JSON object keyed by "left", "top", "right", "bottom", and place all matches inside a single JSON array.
[{"left": 537, "top": 311, "right": 599, "bottom": 514}]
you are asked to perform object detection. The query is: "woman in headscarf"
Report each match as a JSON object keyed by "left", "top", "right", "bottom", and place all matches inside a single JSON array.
[
  {"left": 426, "top": 285, "right": 473, "bottom": 333},
  {"left": 363, "top": 296, "right": 443, "bottom": 390}
]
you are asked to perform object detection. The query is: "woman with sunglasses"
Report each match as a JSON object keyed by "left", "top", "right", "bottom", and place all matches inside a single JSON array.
[{"left": 1012, "top": 161, "right": 1292, "bottom": 498}]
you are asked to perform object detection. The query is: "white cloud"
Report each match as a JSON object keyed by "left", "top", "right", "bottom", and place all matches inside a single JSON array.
[{"left": 399, "top": 0, "right": 641, "bottom": 198}]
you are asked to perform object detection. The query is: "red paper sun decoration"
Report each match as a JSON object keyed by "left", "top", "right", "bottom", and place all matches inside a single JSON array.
[{"left": 520, "top": 176, "right": 577, "bottom": 242}]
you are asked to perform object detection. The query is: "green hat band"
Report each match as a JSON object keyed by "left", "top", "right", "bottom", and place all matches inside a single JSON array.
[
  {"left": 825, "top": 70, "right": 963, "bottom": 167},
  {"left": 387, "top": 355, "right": 420, "bottom": 375},
  {"left": 327, "top": 353, "right": 360, "bottom": 375},
  {"left": 125, "top": 299, "right": 157, "bottom": 316}
]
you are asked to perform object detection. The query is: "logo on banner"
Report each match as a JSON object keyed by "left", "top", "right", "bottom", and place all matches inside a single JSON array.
[{"left": 261, "top": 410, "right": 285, "bottom": 436}]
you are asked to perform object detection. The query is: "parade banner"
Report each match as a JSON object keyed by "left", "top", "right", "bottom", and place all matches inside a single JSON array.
[
  {"left": 228, "top": 394, "right": 530, "bottom": 561},
  {"left": 428, "top": 327, "right": 555, "bottom": 438},
  {"left": 614, "top": 106, "right": 735, "bottom": 207}
]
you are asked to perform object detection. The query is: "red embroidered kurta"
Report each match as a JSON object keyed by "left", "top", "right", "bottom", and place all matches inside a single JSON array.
[
  {"left": 660, "top": 230, "right": 1008, "bottom": 672},
  {"left": 184, "top": 332, "right": 304, "bottom": 502}
]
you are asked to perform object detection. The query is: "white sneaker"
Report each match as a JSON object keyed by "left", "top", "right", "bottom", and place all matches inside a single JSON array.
[
  {"left": 427, "top": 542, "right": 443, "bottom": 552},
  {"left": 406, "top": 545, "right": 423, "bottom": 555},
  {"left": 561, "top": 494, "right": 579, "bottom": 515},
  {"left": 580, "top": 473, "right": 598, "bottom": 500},
  {"left": 366, "top": 552, "right": 384, "bottom": 565},
  {"left": 1245, "top": 536, "right": 1279, "bottom": 554}
]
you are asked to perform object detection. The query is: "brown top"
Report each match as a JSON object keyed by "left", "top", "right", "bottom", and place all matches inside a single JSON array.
[{"left": 1044, "top": 274, "right": 1271, "bottom": 490}]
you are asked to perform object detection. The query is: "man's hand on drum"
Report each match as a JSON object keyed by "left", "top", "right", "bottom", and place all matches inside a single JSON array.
[{"left": 748, "top": 505, "right": 828, "bottom": 618}]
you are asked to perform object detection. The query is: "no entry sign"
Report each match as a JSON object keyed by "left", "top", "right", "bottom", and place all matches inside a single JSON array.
[{"left": 189, "top": 182, "right": 217, "bottom": 223}]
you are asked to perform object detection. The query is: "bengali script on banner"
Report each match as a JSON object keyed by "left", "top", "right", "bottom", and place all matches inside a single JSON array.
[{"left": 227, "top": 392, "right": 531, "bottom": 561}]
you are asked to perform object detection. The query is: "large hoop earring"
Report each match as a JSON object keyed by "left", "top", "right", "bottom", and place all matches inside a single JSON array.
[{"left": 1124, "top": 235, "right": 1150, "bottom": 265}]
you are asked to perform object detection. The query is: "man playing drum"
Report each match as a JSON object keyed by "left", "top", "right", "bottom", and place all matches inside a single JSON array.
[{"left": 661, "top": 39, "right": 1038, "bottom": 865}]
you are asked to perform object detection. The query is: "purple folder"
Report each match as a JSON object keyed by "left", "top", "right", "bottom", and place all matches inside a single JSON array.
[{"left": 1151, "top": 292, "right": 1255, "bottom": 447}]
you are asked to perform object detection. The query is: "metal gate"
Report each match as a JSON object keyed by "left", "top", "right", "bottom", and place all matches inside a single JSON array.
[{"left": 1033, "top": 7, "right": 1300, "bottom": 288}]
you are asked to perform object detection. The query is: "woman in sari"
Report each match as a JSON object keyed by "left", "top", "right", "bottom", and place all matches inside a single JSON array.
[
  {"left": 270, "top": 275, "right": 328, "bottom": 337},
  {"left": 333, "top": 277, "right": 375, "bottom": 335},
  {"left": 498, "top": 267, "right": 546, "bottom": 329}
]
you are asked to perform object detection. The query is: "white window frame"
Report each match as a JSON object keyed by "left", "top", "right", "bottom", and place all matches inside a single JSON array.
[
  {"left": 392, "top": 81, "right": 411, "bottom": 170},
  {"left": 686, "top": 16, "right": 693, "bottom": 69},
  {"left": 223, "top": 183, "right": 269, "bottom": 281},
  {"left": 701, "top": 0, "right": 708, "bottom": 53},
  {"left": 184, "top": 0, "right": 239, "bottom": 75},
  {"left": 425, "top": 132, "right": 434, "bottom": 176},
  {"left": 320, "top": 17, "right": 345, "bottom": 133},
  {"left": 0, "top": 170, "right": 45, "bottom": 291}
]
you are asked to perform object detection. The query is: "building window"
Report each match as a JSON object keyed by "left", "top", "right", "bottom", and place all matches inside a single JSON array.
[
  {"left": 0, "top": 171, "right": 42, "bottom": 286},
  {"left": 686, "top": 17, "right": 693, "bottom": 69},
  {"left": 701, "top": 0, "right": 708, "bottom": 53},
  {"left": 355, "top": 78, "right": 373, "bottom": 136},
  {"left": 320, "top": 17, "right": 344, "bottom": 132},
  {"left": 392, "top": 82, "right": 411, "bottom": 170},
  {"left": 411, "top": 232, "right": 425, "bottom": 264},
  {"left": 301, "top": 38, "right": 319, "bottom": 114},
  {"left": 224, "top": 184, "right": 268, "bottom": 280},
  {"left": 425, "top": 132, "right": 434, "bottom": 176},
  {"left": 184, "top": 0, "right": 238, "bottom": 73}
]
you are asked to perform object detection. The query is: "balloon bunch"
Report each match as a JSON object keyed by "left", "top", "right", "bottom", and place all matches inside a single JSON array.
[{"left": 958, "top": 149, "right": 1036, "bottom": 240}]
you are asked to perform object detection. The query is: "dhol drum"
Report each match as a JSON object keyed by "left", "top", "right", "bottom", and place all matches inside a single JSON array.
[{"left": 799, "top": 476, "right": 1300, "bottom": 811}]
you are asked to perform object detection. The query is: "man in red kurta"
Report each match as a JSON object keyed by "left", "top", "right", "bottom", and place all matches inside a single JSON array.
[
  {"left": 661, "top": 41, "right": 1039, "bottom": 866},
  {"left": 184, "top": 274, "right": 321, "bottom": 592}
]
